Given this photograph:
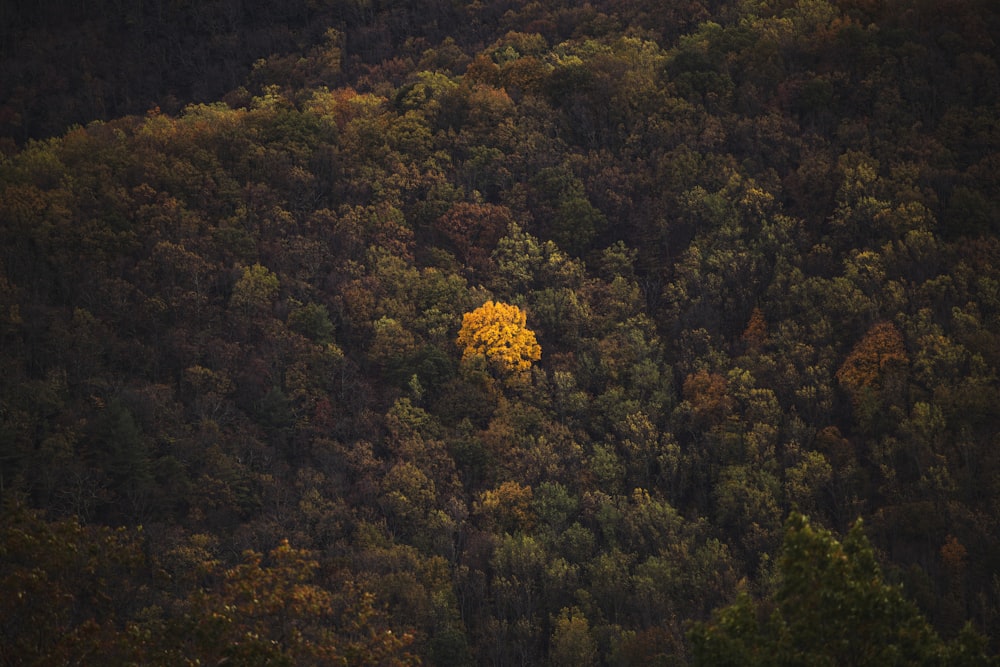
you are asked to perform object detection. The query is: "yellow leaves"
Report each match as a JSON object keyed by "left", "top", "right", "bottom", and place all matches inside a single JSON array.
[
  {"left": 476, "top": 481, "right": 534, "bottom": 532},
  {"left": 549, "top": 606, "right": 598, "bottom": 667},
  {"left": 456, "top": 300, "right": 541, "bottom": 374},
  {"left": 229, "top": 263, "right": 279, "bottom": 314}
]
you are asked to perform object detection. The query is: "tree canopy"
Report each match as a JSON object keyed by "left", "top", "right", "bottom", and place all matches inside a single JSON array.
[
  {"left": 457, "top": 300, "right": 541, "bottom": 374},
  {"left": 691, "top": 514, "right": 997, "bottom": 666},
  {"left": 1, "top": 0, "right": 1000, "bottom": 663}
]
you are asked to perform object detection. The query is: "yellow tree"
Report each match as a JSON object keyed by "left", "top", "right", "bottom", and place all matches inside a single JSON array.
[
  {"left": 549, "top": 607, "right": 598, "bottom": 667},
  {"left": 457, "top": 300, "right": 541, "bottom": 374}
]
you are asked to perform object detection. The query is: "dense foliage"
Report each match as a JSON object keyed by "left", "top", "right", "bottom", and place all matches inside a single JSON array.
[
  {"left": 691, "top": 514, "right": 993, "bottom": 666},
  {"left": 2, "top": 0, "right": 1000, "bottom": 663},
  {"left": 458, "top": 300, "right": 541, "bottom": 374}
]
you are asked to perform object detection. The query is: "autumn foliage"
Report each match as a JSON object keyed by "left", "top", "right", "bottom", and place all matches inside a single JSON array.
[
  {"left": 457, "top": 300, "right": 541, "bottom": 373},
  {"left": 741, "top": 307, "right": 767, "bottom": 351},
  {"left": 836, "top": 321, "right": 909, "bottom": 400},
  {"left": 3, "top": 0, "right": 1000, "bottom": 662}
]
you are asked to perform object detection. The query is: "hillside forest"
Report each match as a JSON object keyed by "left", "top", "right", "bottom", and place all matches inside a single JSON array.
[{"left": 2, "top": 0, "right": 1000, "bottom": 664}]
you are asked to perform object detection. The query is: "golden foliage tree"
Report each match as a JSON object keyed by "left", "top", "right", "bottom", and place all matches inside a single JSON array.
[
  {"left": 457, "top": 300, "right": 541, "bottom": 373},
  {"left": 475, "top": 480, "right": 535, "bottom": 533},
  {"left": 549, "top": 606, "right": 598, "bottom": 667}
]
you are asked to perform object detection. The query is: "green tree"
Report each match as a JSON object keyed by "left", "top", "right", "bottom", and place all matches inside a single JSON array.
[
  {"left": 690, "top": 513, "right": 996, "bottom": 666},
  {"left": 287, "top": 301, "right": 335, "bottom": 344}
]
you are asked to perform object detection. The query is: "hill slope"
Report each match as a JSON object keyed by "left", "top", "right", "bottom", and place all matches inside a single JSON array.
[{"left": 2, "top": 0, "right": 1000, "bottom": 663}]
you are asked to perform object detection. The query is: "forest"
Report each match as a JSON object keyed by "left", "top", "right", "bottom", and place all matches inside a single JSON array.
[{"left": 2, "top": 0, "right": 1000, "bottom": 664}]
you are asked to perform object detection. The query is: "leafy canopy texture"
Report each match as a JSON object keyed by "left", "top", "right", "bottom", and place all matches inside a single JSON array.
[
  {"left": 836, "top": 321, "right": 908, "bottom": 400},
  {"left": 690, "top": 513, "right": 995, "bottom": 667},
  {"left": 457, "top": 300, "right": 541, "bottom": 373}
]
